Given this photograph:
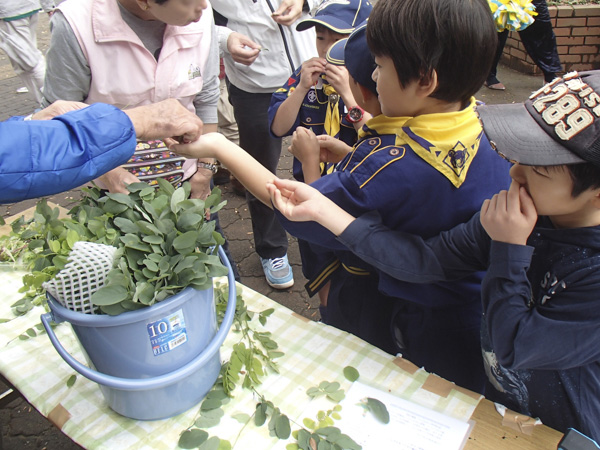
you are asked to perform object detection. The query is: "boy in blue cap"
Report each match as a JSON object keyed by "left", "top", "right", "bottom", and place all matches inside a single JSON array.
[
  {"left": 172, "top": 0, "right": 511, "bottom": 393},
  {"left": 265, "top": 70, "right": 600, "bottom": 441},
  {"left": 268, "top": 0, "right": 373, "bottom": 183}
]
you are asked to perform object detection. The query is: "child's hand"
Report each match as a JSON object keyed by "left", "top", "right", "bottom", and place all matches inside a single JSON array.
[
  {"left": 300, "top": 57, "right": 326, "bottom": 91},
  {"left": 289, "top": 127, "right": 320, "bottom": 166},
  {"left": 324, "top": 64, "right": 351, "bottom": 99},
  {"left": 267, "top": 178, "right": 329, "bottom": 222},
  {"left": 170, "top": 132, "right": 225, "bottom": 159},
  {"left": 317, "top": 135, "right": 353, "bottom": 163},
  {"left": 480, "top": 180, "right": 537, "bottom": 245}
]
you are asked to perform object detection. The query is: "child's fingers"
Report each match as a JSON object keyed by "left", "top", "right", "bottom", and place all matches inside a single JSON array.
[
  {"left": 519, "top": 186, "right": 537, "bottom": 219},
  {"left": 506, "top": 180, "right": 521, "bottom": 213}
]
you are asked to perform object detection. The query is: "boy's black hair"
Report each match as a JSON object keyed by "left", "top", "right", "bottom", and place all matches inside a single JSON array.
[
  {"left": 537, "top": 164, "right": 600, "bottom": 197},
  {"left": 366, "top": 0, "right": 497, "bottom": 105},
  {"left": 568, "top": 163, "right": 600, "bottom": 197}
]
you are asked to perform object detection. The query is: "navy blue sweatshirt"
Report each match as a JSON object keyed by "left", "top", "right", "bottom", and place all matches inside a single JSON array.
[{"left": 338, "top": 211, "right": 600, "bottom": 440}]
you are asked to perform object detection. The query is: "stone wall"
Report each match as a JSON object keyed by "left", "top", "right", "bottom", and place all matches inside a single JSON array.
[{"left": 502, "top": 4, "right": 600, "bottom": 75}]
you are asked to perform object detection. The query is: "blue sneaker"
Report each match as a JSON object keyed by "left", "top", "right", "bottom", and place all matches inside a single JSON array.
[{"left": 260, "top": 254, "right": 294, "bottom": 289}]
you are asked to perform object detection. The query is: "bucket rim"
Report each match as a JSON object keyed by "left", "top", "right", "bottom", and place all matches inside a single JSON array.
[{"left": 46, "top": 286, "right": 212, "bottom": 327}]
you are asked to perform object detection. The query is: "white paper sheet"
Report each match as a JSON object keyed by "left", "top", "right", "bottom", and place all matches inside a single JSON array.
[{"left": 338, "top": 382, "right": 473, "bottom": 450}]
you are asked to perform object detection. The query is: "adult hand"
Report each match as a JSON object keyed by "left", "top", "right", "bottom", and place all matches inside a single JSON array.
[
  {"left": 480, "top": 180, "right": 537, "bottom": 245},
  {"left": 97, "top": 167, "right": 140, "bottom": 194},
  {"left": 227, "top": 32, "right": 260, "bottom": 66},
  {"left": 271, "top": 0, "right": 304, "bottom": 26},
  {"left": 288, "top": 127, "right": 319, "bottom": 166},
  {"left": 317, "top": 134, "right": 352, "bottom": 163},
  {"left": 31, "top": 100, "right": 88, "bottom": 120},
  {"left": 189, "top": 168, "right": 213, "bottom": 219},
  {"left": 124, "top": 99, "right": 204, "bottom": 146},
  {"left": 299, "top": 57, "right": 326, "bottom": 91}
]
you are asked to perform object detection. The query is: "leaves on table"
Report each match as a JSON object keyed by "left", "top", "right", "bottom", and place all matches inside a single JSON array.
[
  {"left": 343, "top": 366, "right": 360, "bottom": 382},
  {"left": 306, "top": 381, "right": 346, "bottom": 403},
  {"left": 361, "top": 397, "right": 390, "bottom": 424}
]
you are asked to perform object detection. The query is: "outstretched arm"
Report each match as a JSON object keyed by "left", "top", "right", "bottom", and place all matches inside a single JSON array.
[{"left": 171, "top": 133, "right": 277, "bottom": 206}]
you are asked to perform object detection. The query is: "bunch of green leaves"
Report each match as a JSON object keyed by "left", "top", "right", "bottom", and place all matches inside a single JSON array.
[
  {"left": 5, "top": 199, "right": 107, "bottom": 315},
  {"left": 252, "top": 392, "right": 360, "bottom": 450},
  {"left": 178, "top": 379, "right": 232, "bottom": 450},
  {"left": 3, "top": 179, "right": 227, "bottom": 316},
  {"left": 215, "top": 283, "right": 283, "bottom": 396},
  {"left": 306, "top": 381, "right": 346, "bottom": 403},
  {"left": 84, "top": 180, "right": 228, "bottom": 314}
]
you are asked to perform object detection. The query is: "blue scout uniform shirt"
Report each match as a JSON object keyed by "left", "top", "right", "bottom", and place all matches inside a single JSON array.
[
  {"left": 275, "top": 100, "right": 512, "bottom": 391},
  {"left": 268, "top": 68, "right": 358, "bottom": 182},
  {"left": 337, "top": 211, "right": 600, "bottom": 441}
]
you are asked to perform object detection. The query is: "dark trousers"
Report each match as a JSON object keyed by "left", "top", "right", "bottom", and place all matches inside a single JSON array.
[
  {"left": 490, "top": 0, "right": 561, "bottom": 83},
  {"left": 227, "top": 82, "right": 288, "bottom": 259}
]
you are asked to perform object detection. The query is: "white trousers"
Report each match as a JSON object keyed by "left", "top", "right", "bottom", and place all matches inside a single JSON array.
[{"left": 0, "top": 13, "right": 45, "bottom": 104}]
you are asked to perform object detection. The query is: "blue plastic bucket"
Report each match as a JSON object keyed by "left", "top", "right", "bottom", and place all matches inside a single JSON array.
[{"left": 41, "top": 247, "right": 236, "bottom": 421}]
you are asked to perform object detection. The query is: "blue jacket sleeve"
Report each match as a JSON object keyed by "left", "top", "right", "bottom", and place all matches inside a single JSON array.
[
  {"left": 267, "top": 68, "right": 302, "bottom": 138},
  {"left": 337, "top": 210, "right": 491, "bottom": 282},
  {"left": 0, "top": 103, "right": 136, "bottom": 203}
]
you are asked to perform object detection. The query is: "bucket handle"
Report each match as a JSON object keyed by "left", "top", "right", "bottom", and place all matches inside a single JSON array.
[{"left": 40, "top": 246, "right": 237, "bottom": 391}]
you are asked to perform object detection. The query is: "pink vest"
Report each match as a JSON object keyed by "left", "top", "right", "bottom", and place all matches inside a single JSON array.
[{"left": 59, "top": 0, "right": 213, "bottom": 181}]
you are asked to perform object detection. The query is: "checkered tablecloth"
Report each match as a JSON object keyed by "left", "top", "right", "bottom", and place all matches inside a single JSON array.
[{"left": 0, "top": 268, "right": 481, "bottom": 450}]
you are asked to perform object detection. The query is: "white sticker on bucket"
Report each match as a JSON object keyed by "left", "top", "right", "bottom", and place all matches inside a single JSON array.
[{"left": 147, "top": 309, "right": 188, "bottom": 356}]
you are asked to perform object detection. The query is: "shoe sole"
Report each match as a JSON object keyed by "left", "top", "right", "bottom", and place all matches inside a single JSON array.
[{"left": 265, "top": 278, "right": 294, "bottom": 289}]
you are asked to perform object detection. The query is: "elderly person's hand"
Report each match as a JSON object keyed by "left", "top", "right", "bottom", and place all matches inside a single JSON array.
[
  {"left": 124, "top": 99, "right": 204, "bottom": 146},
  {"left": 227, "top": 32, "right": 261, "bottom": 66},
  {"left": 31, "top": 100, "right": 88, "bottom": 120},
  {"left": 272, "top": 0, "right": 304, "bottom": 26},
  {"left": 97, "top": 167, "right": 141, "bottom": 194}
]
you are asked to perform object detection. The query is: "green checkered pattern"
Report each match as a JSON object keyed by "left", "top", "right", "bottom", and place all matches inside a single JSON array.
[{"left": 0, "top": 269, "right": 481, "bottom": 449}]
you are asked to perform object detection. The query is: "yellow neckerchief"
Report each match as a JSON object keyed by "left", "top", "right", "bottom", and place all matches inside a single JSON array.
[
  {"left": 401, "top": 97, "right": 482, "bottom": 188},
  {"left": 348, "top": 98, "right": 482, "bottom": 187},
  {"left": 322, "top": 82, "right": 341, "bottom": 138}
]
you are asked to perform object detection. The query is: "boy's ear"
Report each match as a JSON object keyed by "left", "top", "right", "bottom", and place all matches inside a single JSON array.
[
  {"left": 417, "top": 69, "right": 439, "bottom": 98},
  {"left": 590, "top": 189, "right": 600, "bottom": 210}
]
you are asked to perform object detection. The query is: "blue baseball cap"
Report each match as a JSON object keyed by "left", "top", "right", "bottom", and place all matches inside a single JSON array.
[
  {"left": 324, "top": 22, "right": 377, "bottom": 95},
  {"left": 296, "top": 0, "right": 373, "bottom": 34}
]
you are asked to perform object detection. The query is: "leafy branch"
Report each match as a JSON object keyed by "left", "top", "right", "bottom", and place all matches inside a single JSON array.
[{"left": 214, "top": 283, "right": 282, "bottom": 396}]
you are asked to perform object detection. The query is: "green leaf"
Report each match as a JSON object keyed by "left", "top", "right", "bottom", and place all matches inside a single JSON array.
[
  {"left": 306, "top": 387, "right": 321, "bottom": 397},
  {"left": 323, "top": 382, "right": 340, "bottom": 393},
  {"left": 91, "top": 285, "right": 129, "bottom": 306},
  {"left": 226, "top": 413, "right": 247, "bottom": 425},
  {"left": 113, "top": 217, "right": 140, "bottom": 234},
  {"left": 303, "top": 418, "right": 316, "bottom": 430},
  {"left": 332, "top": 434, "right": 361, "bottom": 450},
  {"left": 194, "top": 416, "right": 221, "bottom": 429},
  {"left": 170, "top": 186, "right": 187, "bottom": 213},
  {"left": 275, "top": 414, "right": 291, "bottom": 439},
  {"left": 173, "top": 231, "right": 198, "bottom": 254},
  {"left": 142, "top": 235, "right": 163, "bottom": 245},
  {"left": 217, "top": 440, "right": 232, "bottom": 450},
  {"left": 200, "top": 398, "right": 222, "bottom": 411},
  {"left": 199, "top": 436, "right": 221, "bottom": 450},
  {"left": 343, "top": 366, "right": 360, "bottom": 382},
  {"left": 178, "top": 429, "right": 209, "bottom": 449},
  {"left": 66, "top": 229, "right": 79, "bottom": 249},
  {"left": 326, "top": 391, "right": 345, "bottom": 403},
  {"left": 365, "top": 397, "right": 390, "bottom": 424},
  {"left": 66, "top": 374, "right": 77, "bottom": 388},
  {"left": 255, "top": 402, "right": 267, "bottom": 426}
]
